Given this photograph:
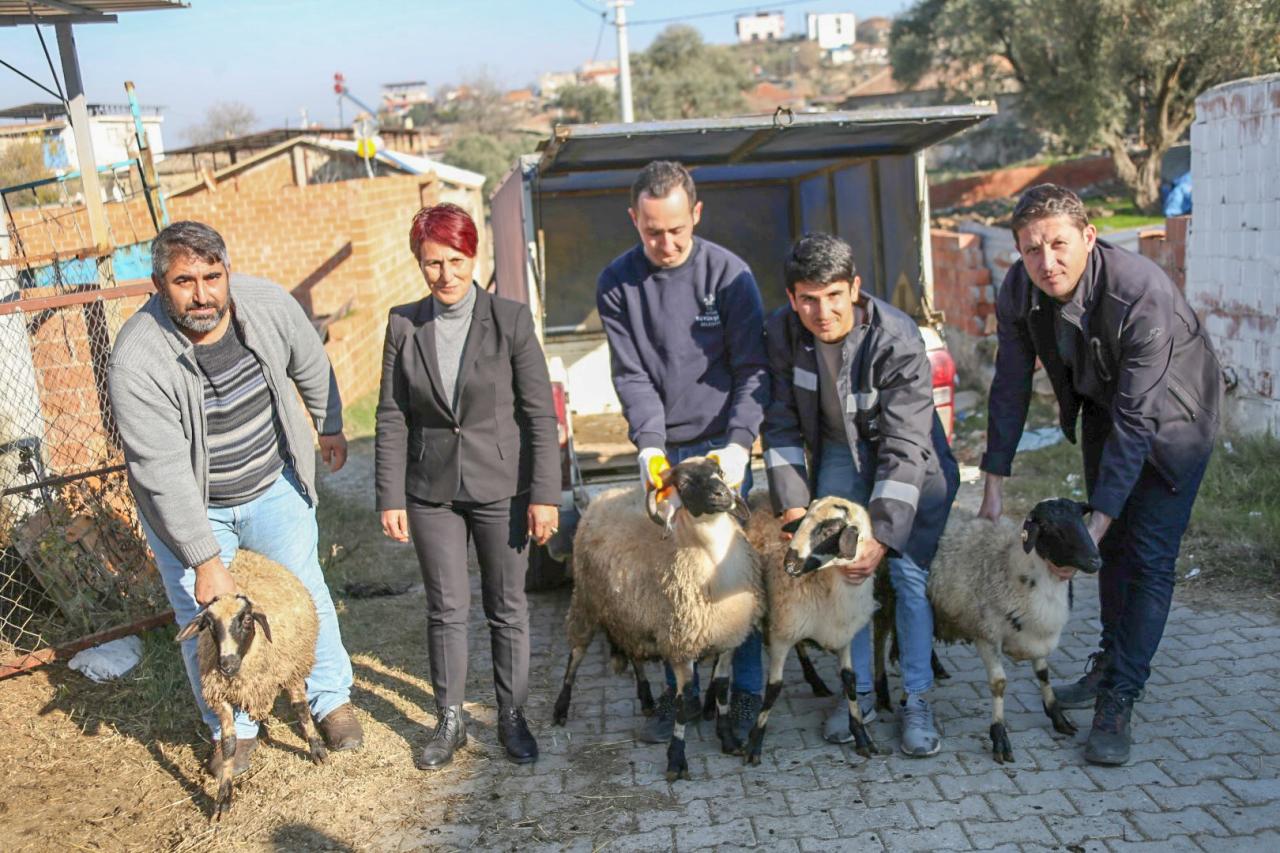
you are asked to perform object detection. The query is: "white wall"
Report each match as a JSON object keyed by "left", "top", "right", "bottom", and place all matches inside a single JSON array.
[
  {"left": 1186, "top": 73, "right": 1280, "bottom": 435},
  {"left": 736, "top": 13, "right": 786, "bottom": 43},
  {"left": 806, "top": 13, "right": 856, "bottom": 50}
]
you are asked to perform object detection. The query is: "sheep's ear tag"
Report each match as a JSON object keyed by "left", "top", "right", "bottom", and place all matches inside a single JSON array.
[{"left": 649, "top": 457, "right": 675, "bottom": 503}]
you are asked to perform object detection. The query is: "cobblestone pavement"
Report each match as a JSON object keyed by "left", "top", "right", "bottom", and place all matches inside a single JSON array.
[{"left": 364, "top": 477, "right": 1280, "bottom": 852}]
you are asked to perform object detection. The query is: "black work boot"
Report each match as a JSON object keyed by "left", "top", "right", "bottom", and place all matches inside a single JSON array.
[
  {"left": 416, "top": 704, "right": 467, "bottom": 770},
  {"left": 1084, "top": 688, "right": 1134, "bottom": 766},
  {"left": 1056, "top": 651, "right": 1145, "bottom": 709},
  {"left": 498, "top": 706, "right": 539, "bottom": 765}
]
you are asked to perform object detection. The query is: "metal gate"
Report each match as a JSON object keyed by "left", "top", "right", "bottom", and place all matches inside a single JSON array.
[{"left": 0, "top": 162, "right": 170, "bottom": 676}]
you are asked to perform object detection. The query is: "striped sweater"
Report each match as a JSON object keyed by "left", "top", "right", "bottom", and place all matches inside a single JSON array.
[{"left": 192, "top": 322, "right": 287, "bottom": 506}]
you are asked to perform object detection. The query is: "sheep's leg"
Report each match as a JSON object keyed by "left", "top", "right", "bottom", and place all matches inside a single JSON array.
[
  {"left": 744, "top": 641, "right": 788, "bottom": 766},
  {"left": 665, "top": 661, "right": 697, "bottom": 782},
  {"left": 701, "top": 660, "right": 719, "bottom": 722},
  {"left": 213, "top": 700, "right": 237, "bottom": 820},
  {"left": 931, "top": 650, "right": 952, "bottom": 680},
  {"left": 553, "top": 645, "right": 589, "bottom": 726},
  {"left": 795, "top": 642, "right": 833, "bottom": 697},
  {"left": 1035, "top": 658, "right": 1077, "bottom": 736},
  {"left": 840, "top": 643, "right": 877, "bottom": 759},
  {"left": 872, "top": 611, "right": 893, "bottom": 712},
  {"left": 632, "top": 659, "right": 656, "bottom": 717},
  {"left": 286, "top": 680, "right": 328, "bottom": 764},
  {"left": 976, "top": 639, "right": 1014, "bottom": 763},
  {"left": 710, "top": 651, "right": 740, "bottom": 755}
]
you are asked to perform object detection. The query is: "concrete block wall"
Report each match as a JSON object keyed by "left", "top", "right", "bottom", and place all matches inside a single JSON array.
[{"left": 1187, "top": 73, "right": 1280, "bottom": 435}]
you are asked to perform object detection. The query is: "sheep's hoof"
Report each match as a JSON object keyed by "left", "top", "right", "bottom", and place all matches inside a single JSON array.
[
  {"left": 990, "top": 722, "right": 1014, "bottom": 763},
  {"left": 213, "top": 782, "right": 233, "bottom": 821},
  {"left": 931, "top": 651, "right": 952, "bottom": 680},
  {"left": 553, "top": 686, "right": 572, "bottom": 726},
  {"left": 664, "top": 738, "right": 690, "bottom": 782},
  {"left": 808, "top": 679, "right": 834, "bottom": 698},
  {"left": 637, "top": 681, "right": 656, "bottom": 717},
  {"left": 874, "top": 676, "right": 893, "bottom": 712},
  {"left": 309, "top": 737, "right": 329, "bottom": 764},
  {"left": 716, "top": 716, "right": 742, "bottom": 755},
  {"left": 850, "top": 721, "right": 877, "bottom": 759},
  {"left": 1045, "top": 702, "right": 1078, "bottom": 736},
  {"left": 743, "top": 726, "right": 765, "bottom": 765}
]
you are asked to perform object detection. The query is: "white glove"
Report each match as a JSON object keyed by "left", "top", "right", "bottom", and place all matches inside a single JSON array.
[
  {"left": 708, "top": 443, "right": 751, "bottom": 488},
  {"left": 637, "top": 447, "right": 669, "bottom": 491}
]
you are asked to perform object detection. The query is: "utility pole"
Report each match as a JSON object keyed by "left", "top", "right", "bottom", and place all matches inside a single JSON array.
[{"left": 611, "top": 0, "right": 635, "bottom": 123}]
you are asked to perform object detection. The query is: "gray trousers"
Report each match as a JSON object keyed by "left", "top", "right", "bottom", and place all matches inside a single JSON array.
[{"left": 406, "top": 494, "right": 531, "bottom": 709}]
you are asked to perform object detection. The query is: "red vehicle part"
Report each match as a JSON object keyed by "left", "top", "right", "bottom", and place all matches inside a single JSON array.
[{"left": 922, "top": 327, "right": 957, "bottom": 444}]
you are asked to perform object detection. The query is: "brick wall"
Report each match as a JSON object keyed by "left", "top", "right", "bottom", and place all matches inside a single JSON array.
[
  {"left": 1186, "top": 73, "right": 1280, "bottom": 435},
  {"left": 930, "top": 155, "right": 1117, "bottom": 211},
  {"left": 1138, "top": 215, "right": 1188, "bottom": 293},
  {"left": 931, "top": 229, "right": 996, "bottom": 337},
  {"left": 7, "top": 198, "right": 156, "bottom": 258}
]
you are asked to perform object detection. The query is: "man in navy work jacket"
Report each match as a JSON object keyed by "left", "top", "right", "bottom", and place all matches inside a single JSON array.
[
  {"left": 979, "top": 184, "right": 1222, "bottom": 765},
  {"left": 763, "top": 233, "right": 959, "bottom": 757},
  {"left": 597, "top": 159, "right": 770, "bottom": 745}
]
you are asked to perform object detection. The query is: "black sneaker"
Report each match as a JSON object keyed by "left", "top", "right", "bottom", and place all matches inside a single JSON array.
[
  {"left": 637, "top": 689, "right": 676, "bottom": 743},
  {"left": 1084, "top": 688, "right": 1134, "bottom": 766},
  {"left": 729, "top": 690, "right": 763, "bottom": 744}
]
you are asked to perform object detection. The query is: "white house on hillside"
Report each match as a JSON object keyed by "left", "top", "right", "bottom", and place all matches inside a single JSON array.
[
  {"left": 806, "top": 12, "right": 856, "bottom": 50},
  {"left": 736, "top": 11, "right": 786, "bottom": 43}
]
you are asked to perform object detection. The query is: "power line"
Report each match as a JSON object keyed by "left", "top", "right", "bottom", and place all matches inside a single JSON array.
[
  {"left": 630, "top": 0, "right": 811, "bottom": 27},
  {"left": 567, "top": 0, "right": 605, "bottom": 16}
]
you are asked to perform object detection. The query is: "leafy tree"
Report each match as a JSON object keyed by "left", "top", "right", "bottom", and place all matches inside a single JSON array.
[
  {"left": 632, "top": 25, "right": 750, "bottom": 120},
  {"left": 185, "top": 101, "right": 258, "bottom": 145},
  {"left": 891, "top": 0, "right": 1280, "bottom": 211},
  {"left": 0, "top": 139, "right": 61, "bottom": 205},
  {"left": 556, "top": 83, "right": 619, "bottom": 124},
  {"left": 442, "top": 132, "right": 531, "bottom": 192}
]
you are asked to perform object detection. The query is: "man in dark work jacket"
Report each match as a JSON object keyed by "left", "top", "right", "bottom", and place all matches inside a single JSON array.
[
  {"left": 979, "top": 184, "right": 1222, "bottom": 766},
  {"left": 597, "top": 160, "right": 769, "bottom": 746}
]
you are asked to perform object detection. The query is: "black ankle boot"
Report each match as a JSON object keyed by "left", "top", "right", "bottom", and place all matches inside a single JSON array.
[
  {"left": 1084, "top": 688, "right": 1134, "bottom": 766},
  {"left": 497, "top": 706, "right": 538, "bottom": 764},
  {"left": 416, "top": 704, "right": 467, "bottom": 770}
]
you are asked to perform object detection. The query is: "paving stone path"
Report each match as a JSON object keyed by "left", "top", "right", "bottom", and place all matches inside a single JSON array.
[{"left": 352, "top": 473, "right": 1280, "bottom": 852}]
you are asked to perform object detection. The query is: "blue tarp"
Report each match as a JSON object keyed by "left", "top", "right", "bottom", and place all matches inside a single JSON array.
[{"left": 26, "top": 241, "right": 151, "bottom": 287}]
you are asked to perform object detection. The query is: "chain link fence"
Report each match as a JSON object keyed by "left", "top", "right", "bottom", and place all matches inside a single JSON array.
[{"left": 1, "top": 162, "right": 168, "bottom": 673}]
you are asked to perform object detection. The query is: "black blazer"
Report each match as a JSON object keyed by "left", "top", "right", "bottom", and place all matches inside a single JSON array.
[{"left": 375, "top": 286, "right": 560, "bottom": 509}]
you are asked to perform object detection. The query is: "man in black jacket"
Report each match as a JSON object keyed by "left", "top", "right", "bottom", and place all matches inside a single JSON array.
[
  {"left": 979, "top": 184, "right": 1222, "bottom": 765},
  {"left": 764, "top": 233, "right": 959, "bottom": 757}
]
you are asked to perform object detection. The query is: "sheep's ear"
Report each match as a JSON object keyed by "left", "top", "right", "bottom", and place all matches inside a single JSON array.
[
  {"left": 837, "top": 525, "right": 861, "bottom": 558},
  {"left": 175, "top": 608, "right": 209, "bottom": 643},
  {"left": 730, "top": 492, "right": 750, "bottom": 526},
  {"left": 780, "top": 516, "right": 804, "bottom": 535},
  {"left": 251, "top": 609, "right": 273, "bottom": 644},
  {"left": 1021, "top": 519, "right": 1040, "bottom": 554}
]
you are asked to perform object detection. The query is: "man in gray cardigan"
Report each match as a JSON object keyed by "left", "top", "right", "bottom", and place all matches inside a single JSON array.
[{"left": 108, "top": 221, "right": 362, "bottom": 778}]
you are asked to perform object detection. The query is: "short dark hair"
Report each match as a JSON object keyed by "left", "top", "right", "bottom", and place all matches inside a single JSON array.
[
  {"left": 152, "top": 220, "right": 229, "bottom": 280},
  {"left": 784, "top": 233, "right": 857, "bottom": 291},
  {"left": 1010, "top": 184, "right": 1090, "bottom": 239},
  {"left": 630, "top": 160, "right": 697, "bottom": 209}
]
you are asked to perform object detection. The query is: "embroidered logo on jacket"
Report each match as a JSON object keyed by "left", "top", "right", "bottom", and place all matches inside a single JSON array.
[{"left": 695, "top": 294, "right": 720, "bottom": 328}]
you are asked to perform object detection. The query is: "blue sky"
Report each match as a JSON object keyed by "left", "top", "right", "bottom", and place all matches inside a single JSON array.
[{"left": 0, "top": 1, "right": 909, "bottom": 146}]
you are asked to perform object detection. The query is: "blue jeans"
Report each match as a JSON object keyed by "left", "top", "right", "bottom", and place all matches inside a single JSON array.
[
  {"left": 1082, "top": 407, "right": 1212, "bottom": 697},
  {"left": 141, "top": 467, "right": 354, "bottom": 741},
  {"left": 817, "top": 442, "right": 935, "bottom": 696},
  {"left": 661, "top": 436, "right": 764, "bottom": 696}
]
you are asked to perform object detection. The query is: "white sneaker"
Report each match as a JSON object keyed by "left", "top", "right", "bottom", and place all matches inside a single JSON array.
[
  {"left": 899, "top": 693, "right": 941, "bottom": 757},
  {"left": 822, "top": 692, "right": 878, "bottom": 744}
]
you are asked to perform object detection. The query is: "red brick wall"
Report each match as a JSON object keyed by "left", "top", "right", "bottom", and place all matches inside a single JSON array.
[
  {"left": 930, "top": 155, "right": 1117, "bottom": 210},
  {"left": 931, "top": 229, "right": 996, "bottom": 336},
  {"left": 7, "top": 198, "right": 156, "bottom": 258},
  {"left": 1138, "top": 215, "right": 1188, "bottom": 293}
]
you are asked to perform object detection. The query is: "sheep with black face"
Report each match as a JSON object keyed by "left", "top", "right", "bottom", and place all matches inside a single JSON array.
[
  {"left": 742, "top": 494, "right": 880, "bottom": 764},
  {"left": 553, "top": 456, "right": 763, "bottom": 781},
  {"left": 175, "top": 549, "right": 325, "bottom": 817},
  {"left": 926, "top": 498, "right": 1102, "bottom": 763}
]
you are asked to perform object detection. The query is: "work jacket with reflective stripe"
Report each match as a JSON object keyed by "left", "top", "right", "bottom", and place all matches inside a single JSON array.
[{"left": 762, "top": 296, "right": 955, "bottom": 562}]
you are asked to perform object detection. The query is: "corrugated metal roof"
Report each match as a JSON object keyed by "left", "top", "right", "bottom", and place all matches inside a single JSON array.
[
  {"left": 536, "top": 105, "right": 996, "bottom": 175},
  {"left": 0, "top": 1, "right": 186, "bottom": 23}
]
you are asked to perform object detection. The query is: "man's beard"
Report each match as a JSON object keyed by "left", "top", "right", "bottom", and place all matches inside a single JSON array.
[{"left": 163, "top": 292, "right": 230, "bottom": 333}]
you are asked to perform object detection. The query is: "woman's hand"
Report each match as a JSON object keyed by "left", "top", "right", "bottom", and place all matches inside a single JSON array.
[
  {"left": 528, "top": 503, "right": 559, "bottom": 546},
  {"left": 381, "top": 509, "right": 410, "bottom": 543}
]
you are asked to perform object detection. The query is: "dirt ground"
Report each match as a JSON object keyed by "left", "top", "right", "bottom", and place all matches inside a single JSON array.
[{"left": 0, "top": 416, "right": 1274, "bottom": 851}]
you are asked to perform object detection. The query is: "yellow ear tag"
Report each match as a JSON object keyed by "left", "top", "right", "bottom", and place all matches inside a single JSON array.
[{"left": 648, "top": 456, "right": 675, "bottom": 502}]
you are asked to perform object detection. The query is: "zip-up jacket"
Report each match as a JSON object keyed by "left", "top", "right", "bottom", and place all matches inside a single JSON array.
[
  {"left": 597, "top": 238, "right": 768, "bottom": 450},
  {"left": 108, "top": 275, "right": 343, "bottom": 568},
  {"left": 982, "top": 239, "right": 1222, "bottom": 518},
  {"left": 762, "top": 296, "right": 954, "bottom": 561}
]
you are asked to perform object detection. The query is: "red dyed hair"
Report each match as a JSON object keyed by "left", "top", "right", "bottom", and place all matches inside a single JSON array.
[{"left": 410, "top": 202, "right": 478, "bottom": 260}]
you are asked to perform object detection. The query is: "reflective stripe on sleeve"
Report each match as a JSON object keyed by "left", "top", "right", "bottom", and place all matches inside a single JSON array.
[
  {"left": 764, "top": 446, "right": 806, "bottom": 469},
  {"left": 871, "top": 479, "right": 920, "bottom": 508},
  {"left": 792, "top": 367, "right": 817, "bottom": 391}
]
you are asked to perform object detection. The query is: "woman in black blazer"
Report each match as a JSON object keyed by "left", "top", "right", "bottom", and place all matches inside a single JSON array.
[{"left": 375, "top": 203, "right": 560, "bottom": 769}]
